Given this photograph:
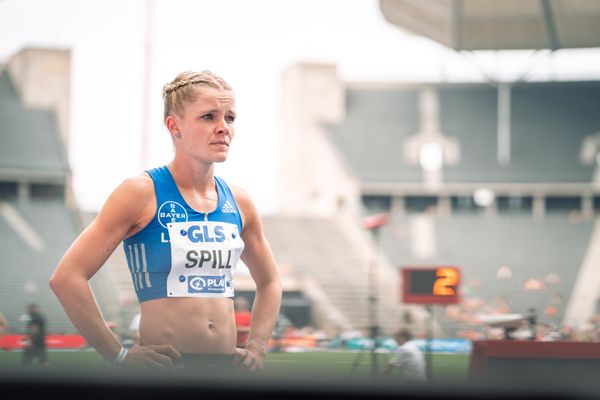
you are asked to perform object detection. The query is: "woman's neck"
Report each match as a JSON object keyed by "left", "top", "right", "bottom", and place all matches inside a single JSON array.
[{"left": 167, "top": 157, "right": 215, "bottom": 194}]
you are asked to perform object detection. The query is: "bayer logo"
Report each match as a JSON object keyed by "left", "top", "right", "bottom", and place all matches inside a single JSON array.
[{"left": 157, "top": 201, "right": 188, "bottom": 228}]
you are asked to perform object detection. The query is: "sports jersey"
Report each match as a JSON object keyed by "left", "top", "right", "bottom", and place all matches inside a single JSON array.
[{"left": 122, "top": 166, "right": 244, "bottom": 303}]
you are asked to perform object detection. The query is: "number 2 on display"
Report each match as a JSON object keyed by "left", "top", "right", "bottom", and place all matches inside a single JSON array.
[{"left": 433, "top": 268, "right": 458, "bottom": 296}]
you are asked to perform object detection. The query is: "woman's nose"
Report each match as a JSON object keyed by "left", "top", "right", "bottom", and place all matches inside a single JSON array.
[{"left": 215, "top": 118, "right": 230, "bottom": 135}]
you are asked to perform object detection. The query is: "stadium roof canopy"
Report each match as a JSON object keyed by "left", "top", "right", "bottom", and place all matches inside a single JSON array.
[{"left": 380, "top": 0, "right": 600, "bottom": 51}]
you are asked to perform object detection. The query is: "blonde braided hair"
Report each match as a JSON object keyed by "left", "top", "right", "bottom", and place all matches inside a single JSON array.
[{"left": 162, "top": 70, "right": 232, "bottom": 121}]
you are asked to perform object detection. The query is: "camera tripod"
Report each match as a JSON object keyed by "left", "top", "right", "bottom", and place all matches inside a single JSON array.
[
  {"left": 348, "top": 215, "right": 388, "bottom": 378},
  {"left": 348, "top": 324, "right": 382, "bottom": 378}
]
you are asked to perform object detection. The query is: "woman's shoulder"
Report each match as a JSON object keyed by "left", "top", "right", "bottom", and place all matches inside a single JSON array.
[
  {"left": 228, "top": 184, "right": 254, "bottom": 211},
  {"left": 116, "top": 172, "right": 155, "bottom": 199},
  {"left": 228, "top": 184, "right": 261, "bottom": 229},
  {"left": 102, "top": 172, "right": 155, "bottom": 213},
  {"left": 97, "top": 172, "right": 156, "bottom": 231}
]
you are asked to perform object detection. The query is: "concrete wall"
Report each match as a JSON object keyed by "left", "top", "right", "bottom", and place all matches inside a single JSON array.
[
  {"left": 7, "top": 47, "right": 71, "bottom": 148},
  {"left": 6, "top": 47, "right": 76, "bottom": 211},
  {"left": 279, "top": 63, "right": 360, "bottom": 218}
]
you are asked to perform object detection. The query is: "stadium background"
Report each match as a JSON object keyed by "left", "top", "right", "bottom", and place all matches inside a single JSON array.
[{"left": 2, "top": 0, "right": 600, "bottom": 390}]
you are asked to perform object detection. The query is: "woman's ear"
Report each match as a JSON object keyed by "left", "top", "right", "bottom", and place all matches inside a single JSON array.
[{"left": 165, "top": 115, "right": 180, "bottom": 135}]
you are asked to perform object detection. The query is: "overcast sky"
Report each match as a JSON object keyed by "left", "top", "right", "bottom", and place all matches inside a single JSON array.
[{"left": 2, "top": 0, "right": 600, "bottom": 213}]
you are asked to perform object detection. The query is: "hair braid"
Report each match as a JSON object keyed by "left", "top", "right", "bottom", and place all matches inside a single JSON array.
[{"left": 162, "top": 70, "right": 232, "bottom": 120}]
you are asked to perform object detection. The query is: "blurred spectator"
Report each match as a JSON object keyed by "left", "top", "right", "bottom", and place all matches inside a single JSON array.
[
  {"left": 339, "top": 328, "right": 363, "bottom": 347},
  {"left": 270, "top": 313, "right": 293, "bottom": 352},
  {"left": 22, "top": 304, "right": 48, "bottom": 367},
  {"left": 234, "top": 296, "right": 252, "bottom": 348},
  {"left": 0, "top": 312, "right": 8, "bottom": 334},
  {"left": 512, "top": 326, "right": 534, "bottom": 340},
  {"left": 538, "top": 324, "right": 561, "bottom": 342},
  {"left": 324, "top": 327, "right": 344, "bottom": 349},
  {"left": 301, "top": 325, "right": 327, "bottom": 341},
  {"left": 382, "top": 329, "right": 426, "bottom": 383},
  {"left": 559, "top": 325, "right": 575, "bottom": 341},
  {"left": 0, "top": 312, "right": 8, "bottom": 352}
]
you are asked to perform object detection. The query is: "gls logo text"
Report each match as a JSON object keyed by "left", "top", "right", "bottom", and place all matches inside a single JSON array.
[{"left": 180, "top": 225, "right": 226, "bottom": 243}]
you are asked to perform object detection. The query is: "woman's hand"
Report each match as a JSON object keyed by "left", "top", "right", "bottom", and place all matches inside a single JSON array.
[
  {"left": 121, "top": 344, "right": 182, "bottom": 371},
  {"left": 232, "top": 345, "right": 265, "bottom": 373}
]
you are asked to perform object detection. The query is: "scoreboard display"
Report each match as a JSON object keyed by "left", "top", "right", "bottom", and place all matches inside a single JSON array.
[{"left": 401, "top": 267, "right": 461, "bottom": 304}]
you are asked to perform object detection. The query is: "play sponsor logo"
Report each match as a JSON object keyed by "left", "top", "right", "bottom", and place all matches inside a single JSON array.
[{"left": 187, "top": 275, "right": 227, "bottom": 293}]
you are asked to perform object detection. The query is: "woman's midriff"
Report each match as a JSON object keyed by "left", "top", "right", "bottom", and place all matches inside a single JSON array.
[{"left": 138, "top": 297, "right": 237, "bottom": 354}]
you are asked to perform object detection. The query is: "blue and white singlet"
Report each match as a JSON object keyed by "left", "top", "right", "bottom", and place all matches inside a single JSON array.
[{"left": 122, "top": 166, "right": 244, "bottom": 303}]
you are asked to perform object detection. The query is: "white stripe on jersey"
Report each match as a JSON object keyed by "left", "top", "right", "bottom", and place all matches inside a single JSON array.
[
  {"left": 140, "top": 243, "right": 151, "bottom": 288},
  {"left": 128, "top": 245, "right": 139, "bottom": 291},
  {"left": 133, "top": 244, "right": 144, "bottom": 289}
]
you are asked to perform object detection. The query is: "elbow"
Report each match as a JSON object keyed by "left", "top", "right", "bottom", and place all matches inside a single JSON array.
[
  {"left": 49, "top": 266, "right": 89, "bottom": 297},
  {"left": 48, "top": 271, "right": 62, "bottom": 294},
  {"left": 49, "top": 269, "right": 70, "bottom": 296},
  {"left": 268, "top": 277, "right": 283, "bottom": 293},
  {"left": 269, "top": 279, "right": 283, "bottom": 301}
]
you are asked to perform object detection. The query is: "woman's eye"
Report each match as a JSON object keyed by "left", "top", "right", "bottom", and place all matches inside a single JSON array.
[
  {"left": 225, "top": 115, "right": 236, "bottom": 124},
  {"left": 201, "top": 114, "right": 214, "bottom": 120}
]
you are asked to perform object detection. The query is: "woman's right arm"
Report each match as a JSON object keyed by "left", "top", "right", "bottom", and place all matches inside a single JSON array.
[{"left": 49, "top": 174, "right": 180, "bottom": 369}]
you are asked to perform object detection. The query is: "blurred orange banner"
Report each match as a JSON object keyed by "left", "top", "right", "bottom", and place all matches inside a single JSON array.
[{"left": 0, "top": 334, "right": 87, "bottom": 350}]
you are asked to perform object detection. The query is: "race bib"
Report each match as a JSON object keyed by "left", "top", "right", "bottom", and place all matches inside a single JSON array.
[{"left": 166, "top": 221, "right": 244, "bottom": 298}]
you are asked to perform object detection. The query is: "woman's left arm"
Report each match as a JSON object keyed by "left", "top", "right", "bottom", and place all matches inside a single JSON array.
[{"left": 232, "top": 187, "right": 282, "bottom": 372}]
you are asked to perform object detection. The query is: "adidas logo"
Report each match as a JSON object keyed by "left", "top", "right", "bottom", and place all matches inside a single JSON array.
[{"left": 221, "top": 200, "right": 236, "bottom": 214}]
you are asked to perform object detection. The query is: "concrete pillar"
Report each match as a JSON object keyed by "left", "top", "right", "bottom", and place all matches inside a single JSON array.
[
  {"left": 391, "top": 195, "right": 405, "bottom": 216},
  {"left": 582, "top": 195, "right": 594, "bottom": 220},
  {"left": 438, "top": 195, "right": 451, "bottom": 216},
  {"left": 533, "top": 195, "right": 545, "bottom": 219},
  {"left": 17, "top": 181, "right": 29, "bottom": 205}
]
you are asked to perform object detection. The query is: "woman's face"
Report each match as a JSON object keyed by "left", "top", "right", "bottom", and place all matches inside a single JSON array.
[{"left": 171, "top": 87, "right": 236, "bottom": 164}]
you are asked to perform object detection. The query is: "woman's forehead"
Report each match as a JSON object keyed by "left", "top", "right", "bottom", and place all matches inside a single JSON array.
[{"left": 189, "top": 87, "right": 235, "bottom": 110}]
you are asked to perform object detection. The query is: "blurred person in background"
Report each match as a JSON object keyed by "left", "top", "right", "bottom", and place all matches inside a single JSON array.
[
  {"left": 22, "top": 304, "right": 48, "bottom": 367},
  {"left": 50, "top": 70, "right": 282, "bottom": 373},
  {"left": 0, "top": 311, "right": 7, "bottom": 334},
  {"left": 0, "top": 311, "right": 8, "bottom": 350},
  {"left": 269, "top": 313, "right": 293, "bottom": 352},
  {"left": 382, "top": 329, "right": 426, "bottom": 384}
]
